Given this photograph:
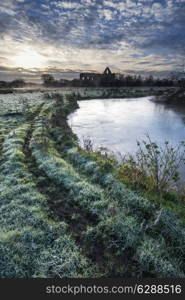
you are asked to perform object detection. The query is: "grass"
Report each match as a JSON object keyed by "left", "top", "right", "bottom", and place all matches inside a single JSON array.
[
  {"left": 29, "top": 99, "right": 185, "bottom": 277},
  {"left": 68, "top": 141, "right": 185, "bottom": 221},
  {"left": 0, "top": 101, "right": 94, "bottom": 278},
  {"left": 0, "top": 91, "right": 184, "bottom": 278}
]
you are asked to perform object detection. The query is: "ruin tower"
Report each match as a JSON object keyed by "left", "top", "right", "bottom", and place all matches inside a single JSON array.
[
  {"left": 103, "top": 67, "right": 115, "bottom": 80},
  {"left": 103, "top": 67, "right": 112, "bottom": 75}
]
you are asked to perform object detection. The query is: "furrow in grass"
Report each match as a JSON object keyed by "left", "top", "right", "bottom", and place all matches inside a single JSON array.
[
  {"left": 29, "top": 101, "right": 185, "bottom": 277},
  {"left": 21, "top": 104, "right": 103, "bottom": 275},
  {"left": 0, "top": 113, "right": 95, "bottom": 278},
  {"left": 67, "top": 147, "right": 185, "bottom": 269}
]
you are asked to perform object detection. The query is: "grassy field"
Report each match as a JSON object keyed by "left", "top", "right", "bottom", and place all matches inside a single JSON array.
[{"left": 0, "top": 91, "right": 184, "bottom": 278}]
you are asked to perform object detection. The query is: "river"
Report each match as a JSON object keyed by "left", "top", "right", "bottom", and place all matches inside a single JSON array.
[{"left": 68, "top": 96, "right": 185, "bottom": 158}]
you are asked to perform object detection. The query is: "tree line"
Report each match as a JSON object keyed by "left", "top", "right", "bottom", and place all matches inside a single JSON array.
[
  {"left": 1, "top": 73, "right": 184, "bottom": 90},
  {"left": 41, "top": 73, "right": 176, "bottom": 88},
  {"left": 0, "top": 79, "right": 26, "bottom": 89}
]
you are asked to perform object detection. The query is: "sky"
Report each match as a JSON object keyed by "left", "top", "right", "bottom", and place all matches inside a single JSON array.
[{"left": 0, "top": 0, "right": 185, "bottom": 82}]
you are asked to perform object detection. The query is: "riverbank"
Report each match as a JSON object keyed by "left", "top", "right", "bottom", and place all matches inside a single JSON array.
[
  {"left": 0, "top": 86, "right": 176, "bottom": 99},
  {"left": 0, "top": 91, "right": 185, "bottom": 278},
  {"left": 153, "top": 87, "right": 185, "bottom": 104},
  {"left": 43, "top": 94, "right": 185, "bottom": 277}
]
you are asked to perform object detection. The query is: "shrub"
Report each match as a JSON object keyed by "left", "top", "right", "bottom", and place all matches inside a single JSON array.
[
  {"left": 121, "top": 135, "right": 185, "bottom": 193},
  {"left": 64, "top": 143, "right": 185, "bottom": 277}
]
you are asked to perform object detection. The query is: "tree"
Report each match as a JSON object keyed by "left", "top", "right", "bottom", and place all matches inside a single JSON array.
[
  {"left": 11, "top": 79, "right": 26, "bottom": 88},
  {"left": 41, "top": 74, "right": 55, "bottom": 86}
]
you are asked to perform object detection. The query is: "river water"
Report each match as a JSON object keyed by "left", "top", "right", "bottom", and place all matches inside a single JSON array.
[{"left": 68, "top": 96, "right": 185, "bottom": 158}]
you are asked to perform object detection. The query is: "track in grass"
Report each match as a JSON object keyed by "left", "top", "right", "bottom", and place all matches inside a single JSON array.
[
  {"left": 27, "top": 101, "right": 185, "bottom": 278},
  {"left": 21, "top": 105, "right": 109, "bottom": 275},
  {"left": 0, "top": 93, "right": 184, "bottom": 278},
  {"left": 0, "top": 102, "right": 96, "bottom": 278}
]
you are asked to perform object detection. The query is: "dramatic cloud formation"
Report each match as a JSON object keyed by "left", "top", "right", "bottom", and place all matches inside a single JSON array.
[{"left": 0, "top": 0, "right": 185, "bottom": 81}]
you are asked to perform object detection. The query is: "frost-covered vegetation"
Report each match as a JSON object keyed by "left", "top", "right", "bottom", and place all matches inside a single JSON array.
[
  {"left": 0, "top": 94, "right": 94, "bottom": 278},
  {"left": 0, "top": 91, "right": 184, "bottom": 278},
  {"left": 0, "top": 119, "right": 93, "bottom": 278},
  {"left": 0, "top": 92, "right": 45, "bottom": 115},
  {"left": 64, "top": 148, "right": 185, "bottom": 277}
]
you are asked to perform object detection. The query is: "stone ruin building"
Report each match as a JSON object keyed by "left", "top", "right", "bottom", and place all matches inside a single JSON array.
[{"left": 80, "top": 67, "right": 115, "bottom": 85}]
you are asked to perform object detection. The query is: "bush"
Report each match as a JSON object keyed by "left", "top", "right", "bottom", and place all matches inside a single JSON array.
[
  {"left": 120, "top": 135, "right": 185, "bottom": 193},
  {"left": 64, "top": 143, "right": 185, "bottom": 277}
]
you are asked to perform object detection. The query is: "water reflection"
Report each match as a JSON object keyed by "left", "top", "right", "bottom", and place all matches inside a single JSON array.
[{"left": 68, "top": 97, "right": 185, "bottom": 157}]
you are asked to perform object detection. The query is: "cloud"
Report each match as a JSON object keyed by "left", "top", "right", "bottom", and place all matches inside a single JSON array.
[
  {"left": 55, "top": 1, "right": 80, "bottom": 9},
  {"left": 0, "top": 0, "right": 185, "bottom": 80}
]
